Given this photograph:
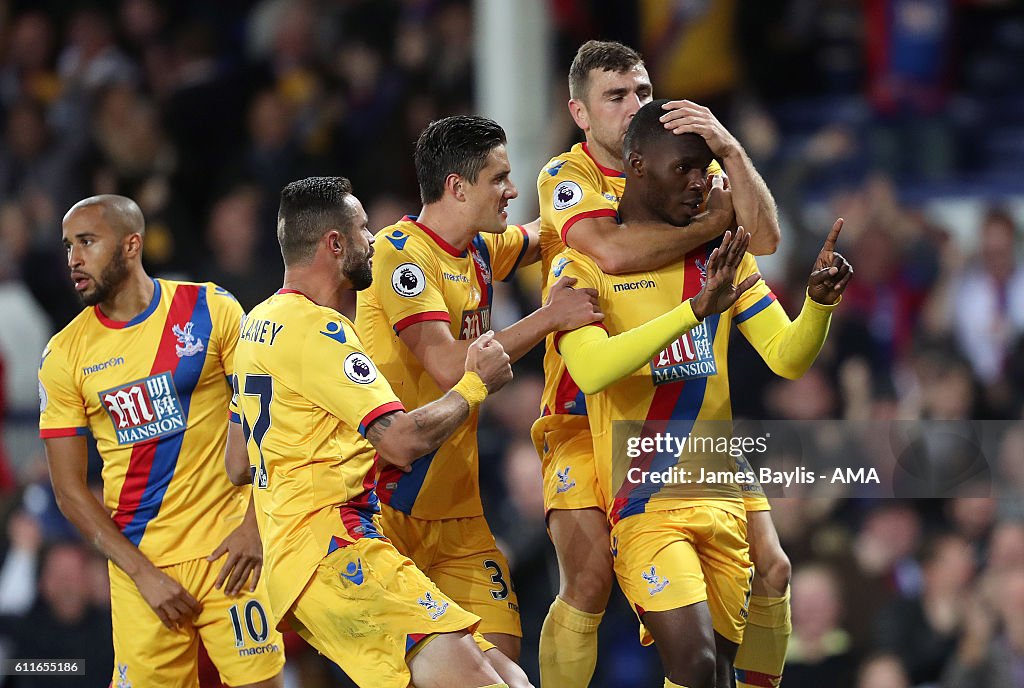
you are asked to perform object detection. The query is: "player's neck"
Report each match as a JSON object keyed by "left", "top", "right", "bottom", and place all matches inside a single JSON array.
[
  {"left": 584, "top": 138, "right": 624, "bottom": 174},
  {"left": 97, "top": 270, "right": 154, "bottom": 322},
  {"left": 415, "top": 205, "right": 475, "bottom": 252},
  {"left": 282, "top": 267, "right": 347, "bottom": 313},
  {"left": 616, "top": 190, "right": 658, "bottom": 226}
]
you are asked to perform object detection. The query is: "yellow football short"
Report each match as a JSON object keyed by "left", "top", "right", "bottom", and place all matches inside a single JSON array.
[
  {"left": 109, "top": 555, "right": 284, "bottom": 688},
  {"left": 287, "top": 537, "right": 483, "bottom": 688},
  {"left": 532, "top": 417, "right": 605, "bottom": 514},
  {"left": 380, "top": 506, "right": 521, "bottom": 638},
  {"left": 611, "top": 505, "right": 753, "bottom": 645}
]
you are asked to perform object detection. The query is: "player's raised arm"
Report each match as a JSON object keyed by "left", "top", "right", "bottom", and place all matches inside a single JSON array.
[
  {"left": 735, "top": 218, "right": 852, "bottom": 380},
  {"left": 365, "top": 331, "right": 512, "bottom": 467},
  {"left": 398, "top": 274, "right": 601, "bottom": 392},
  {"left": 45, "top": 435, "right": 202, "bottom": 629},
  {"left": 559, "top": 228, "right": 758, "bottom": 394}
]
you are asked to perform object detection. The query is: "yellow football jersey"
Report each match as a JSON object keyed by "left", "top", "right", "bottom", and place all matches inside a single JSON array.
[
  {"left": 536, "top": 143, "right": 626, "bottom": 423},
  {"left": 232, "top": 289, "right": 405, "bottom": 623},
  {"left": 356, "top": 217, "right": 529, "bottom": 520},
  {"left": 552, "top": 246, "right": 777, "bottom": 525},
  {"left": 535, "top": 143, "right": 722, "bottom": 426},
  {"left": 38, "top": 279, "right": 249, "bottom": 566}
]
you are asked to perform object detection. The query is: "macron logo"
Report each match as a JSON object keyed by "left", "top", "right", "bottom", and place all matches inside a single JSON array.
[
  {"left": 385, "top": 232, "right": 409, "bottom": 251},
  {"left": 613, "top": 280, "right": 656, "bottom": 293},
  {"left": 82, "top": 357, "right": 125, "bottom": 376}
]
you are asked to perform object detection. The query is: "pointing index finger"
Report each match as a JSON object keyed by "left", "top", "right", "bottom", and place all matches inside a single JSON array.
[{"left": 823, "top": 218, "right": 844, "bottom": 253}]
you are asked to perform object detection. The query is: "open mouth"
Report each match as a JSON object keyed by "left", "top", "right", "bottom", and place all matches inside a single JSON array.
[{"left": 71, "top": 273, "right": 91, "bottom": 291}]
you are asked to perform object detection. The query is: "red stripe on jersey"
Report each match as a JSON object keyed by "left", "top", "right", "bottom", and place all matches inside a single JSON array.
[
  {"left": 561, "top": 209, "right": 618, "bottom": 246},
  {"left": 609, "top": 246, "right": 707, "bottom": 524},
  {"left": 40, "top": 427, "right": 87, "bottom": 438},
  {"left": 112, "top": 284, "right": 200, "bottom": 531},
  {"left": 735, "top": 669, "right": 781, "bottom": 687},
  {"left": 358, "top": 401, "right": 405, "bottom": 437},
  {"left": 339, "top": 507, "right": 364, "bottom": 539},
  {"left": 610, "top": 381, "right": 685, "bottom": 523},
  {"left": 393, "top": 311, "right": 451, "bottom": 333}
]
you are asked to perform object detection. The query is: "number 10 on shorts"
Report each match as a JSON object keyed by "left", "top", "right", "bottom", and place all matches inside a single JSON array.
[{"left": 229, "top": 600, "right": 270, "bottom": 648}]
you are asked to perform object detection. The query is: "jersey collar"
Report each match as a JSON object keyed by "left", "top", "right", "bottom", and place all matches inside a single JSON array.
[
  {"left": 94, "top": 278, "right": 162, "bottom": 330},
  {"left": 404, "top": 216, "right": 467, "bottom": 258},
  {"left": 582, "top": 142, "right": 626, "bottom": 178}
]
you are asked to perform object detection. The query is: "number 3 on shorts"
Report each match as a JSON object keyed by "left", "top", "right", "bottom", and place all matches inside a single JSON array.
[{"left": 484, "top": 559, "right": 510, "bottom": 601}]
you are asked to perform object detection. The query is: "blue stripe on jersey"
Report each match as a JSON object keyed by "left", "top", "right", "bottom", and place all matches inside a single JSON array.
[
  {"left": 383, "top": 449, "right": 437, "bottom": 514},
  {"left": 121, "top": 287, "right": 212, "bottom": 546},
  {"left": 502, "top": 226, "right": 530, "bottom": 282},
  {"left": 471, "top": 234, "right": 494, "bottom": 308},
  {"left": 618, "top": 313, "right": 721, "bottom": 520},
  {"left": 733, "top": 294, "right": 777, "bottom": 324},
  {"left": 569, "top": 387, "right": 587, "bottom": 416},
  {"left": 126, "top": 279, "right": 162, "bottom": 327}
]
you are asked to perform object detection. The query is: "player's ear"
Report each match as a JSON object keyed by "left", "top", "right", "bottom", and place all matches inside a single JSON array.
[
  {"left": 628, "top": 151, "right": 644, "bottom": 177},
  {"left": 568, "top": 98, "right": 589, "bottom": 131},
  {"left": 326, "top": 229, "right": 344, "bottom": 256},
  {"left": 445, "top": 173, "right": 465, "bottom": 201},
  {"left": 123, "top": 232, "right": 143, "bottom": 259}
]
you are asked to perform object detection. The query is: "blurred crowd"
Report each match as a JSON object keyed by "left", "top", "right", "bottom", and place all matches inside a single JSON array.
[{"left": 0, "top": 0, "right": 1022, "bottom": 686}]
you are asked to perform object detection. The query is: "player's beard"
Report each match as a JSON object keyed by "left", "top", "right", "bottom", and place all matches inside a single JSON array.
[
  {"left": 344, "top": 245, "right": 373, "bottom": 292},
  {"left": 80, "top": 246, "right": 130, "bottom": 306}
]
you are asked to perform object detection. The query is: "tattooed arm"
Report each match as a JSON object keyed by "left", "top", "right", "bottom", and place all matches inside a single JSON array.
[
  {"left": 364, "top": 392, "right": 472, "bottom": 468},
  {"left": 364, "top": 332, "right": 512, "bottom": 467}
]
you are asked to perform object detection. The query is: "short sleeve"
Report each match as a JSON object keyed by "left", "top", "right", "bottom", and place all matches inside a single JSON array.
[
  {"left": 208, "top": 283, "right": 245, "bottom": 378},
  {"left": 372, "top": 233, "right": 452, "bottom": 334},
  {"left": 538, "top": 157, "right": 618, "bottom": 245},
  {"left": 549, "top": 250, "right": 608, "bottom": 349},
  {"left": 38, "top": 341, "right": 89, "bottom": 438},
  {"left": 484, "top": 224, "right": 529, "bottom": 282},
  {"left": 300, "top": 318, "right": 404, "bottom": 436}
]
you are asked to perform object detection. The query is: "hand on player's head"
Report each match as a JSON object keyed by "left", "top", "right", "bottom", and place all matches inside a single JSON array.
[
  {"left": 690, "top": 227, "right": 761, "bottom": 321},
  {"left": 659, "top": 100, "right": 740, "bottom": 158},
  {"left": 465, "top": 331, "right": 512, "bottom": 393},
  {"left": 807, "top": 218, "right": 853, "bottom": 305}
]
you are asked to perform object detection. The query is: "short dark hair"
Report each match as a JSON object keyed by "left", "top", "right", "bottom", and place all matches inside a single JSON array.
[
  {"left": 623, "top": 99, "right": 712, "bottom": 163},
  {"left": 277, "top": 177, "right": 357, "bottom": 265},
  {"left": 568, "top": 40, "right": 644, "bottom": 102},
  {"left": 414, "top": 116, "right": 507, "bottom": 204}
]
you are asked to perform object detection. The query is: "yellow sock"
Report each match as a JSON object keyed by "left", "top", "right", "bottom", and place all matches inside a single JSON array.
[
  {"left": 538, "top": 596, "right": 603, "bottom": 688},
  {"left": 480, "top": 684, "right": 508, "bottom": 688},
  {"left": 664, "top": 680, "right": 688, "bottom": 688},
  {"left": 735, "top": 589, "right": 791, "bottom": 688}
]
